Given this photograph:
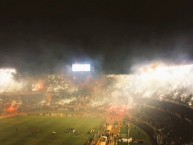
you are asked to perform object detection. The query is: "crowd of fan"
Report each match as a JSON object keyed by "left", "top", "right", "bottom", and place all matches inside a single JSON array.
[
  {"left": 1, "top": 74, "right": 193, "bottom": 108},
  {"left": 1, "top": 75, "right": 193, "bottom": 144},
  {"left": 131, "top": 98, "right": 193, "bottom": 145}
]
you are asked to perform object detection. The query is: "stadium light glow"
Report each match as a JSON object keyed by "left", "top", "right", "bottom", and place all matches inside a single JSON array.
[
  {"left": 72, "top": 64, "right": 90, "bottom": 72},
  {"left": 0, "top": 68, "right": 16, "bottom": 85},
  {"left": 0, "top": 68, "right": 16, "bottom": 74}
]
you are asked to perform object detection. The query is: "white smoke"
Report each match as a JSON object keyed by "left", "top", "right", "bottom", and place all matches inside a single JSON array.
[
  {"left": 109, "top": 62, "right": 193, "bottom": 104},
  {"left": 0, "top": 68, "right": 23, "bottom": 93}
]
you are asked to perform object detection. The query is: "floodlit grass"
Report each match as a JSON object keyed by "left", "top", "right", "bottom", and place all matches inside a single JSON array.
[
  {"left": 118, "top": 126, "right": 128, "bottom": 145},
  {"left": 120, "top": 126, "right": 128, "bottom": 134},
  {"left": 129, "top": 124, "right": 152, "bottom": 145},
  {"left": 0, "top": 115, "right": 104, "bottom": 145},
  {"left": 118, "top": 124, "right": 152, "bottom": 145}
]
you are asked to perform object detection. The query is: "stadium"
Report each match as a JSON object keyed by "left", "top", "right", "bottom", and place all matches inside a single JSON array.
[
  {"left": 1, "top": 0, "right": 193, "bottom": 145},
  {"left": 0, "top": 63, "right": 193, "bottom": 145}
]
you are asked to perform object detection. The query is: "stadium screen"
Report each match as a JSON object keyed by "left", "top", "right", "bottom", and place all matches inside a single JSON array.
[{"left": 72, "top": 64, "right": 91, "bottom": 72}]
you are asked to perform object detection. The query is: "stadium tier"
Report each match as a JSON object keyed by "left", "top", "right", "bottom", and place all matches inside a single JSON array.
[{"left": 0, "top": 73, "right": 193, "bottom": 145}]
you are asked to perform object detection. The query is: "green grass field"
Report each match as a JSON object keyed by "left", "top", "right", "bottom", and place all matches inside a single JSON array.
[
  {"left": 0, "top": 115, "right": 104, "bottom": 145},
  {"left": 118, "top": 124, "right": 152, "bottom": 145},
  {"left": 129, "top": 124, "right": 152, "bottom": 145}
]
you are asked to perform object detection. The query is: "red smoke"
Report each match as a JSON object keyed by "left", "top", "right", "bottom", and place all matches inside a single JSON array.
[{"left": 5, "top": 102, "right": 20, "bottom": 114}]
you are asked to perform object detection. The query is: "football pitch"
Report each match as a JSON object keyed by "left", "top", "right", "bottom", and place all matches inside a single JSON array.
[
  {"left": 129, "top": 124, "right": 152, "bottom": 145},
  {"left": 118, "top": 124, "right": 152, "bottom": 145},
  {"left": 0, "top": 115, "right": 104, "bottom": 145}
]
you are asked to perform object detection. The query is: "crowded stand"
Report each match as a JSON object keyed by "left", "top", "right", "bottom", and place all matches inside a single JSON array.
[
  {"left": 1, "top": 63, "right": 193, "bottom": 144},
  {"left": 130, "top": 98, "right": 193, "bottom": 145}
]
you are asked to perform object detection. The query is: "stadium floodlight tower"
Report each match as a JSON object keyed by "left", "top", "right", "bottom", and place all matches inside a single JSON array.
[
  {"left": 72, "top": 64, "right": 91, "bottom": 72},
  {"left": 72, "top": 63, "right": 92, "bottom": 79},
  {"left": 71, "top": 63, "right": 92, "bottom": 96}
]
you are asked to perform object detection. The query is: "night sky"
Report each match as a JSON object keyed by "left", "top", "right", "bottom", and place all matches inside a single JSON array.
[{"left": 0, "top": 0, "right": 193, "bottom": 74}]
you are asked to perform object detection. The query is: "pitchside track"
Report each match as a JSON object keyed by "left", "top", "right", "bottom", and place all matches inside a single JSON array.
[{"left": 0, "top": 115, "right": 104, "bottom": 145}]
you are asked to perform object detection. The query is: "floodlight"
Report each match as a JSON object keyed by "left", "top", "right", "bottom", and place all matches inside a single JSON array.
[
  {"left": 72, "top": 64, "right": 90, "bottom": 72},
  {"left": 0, "top": 68, "right": 16, "bottom": 85}
]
